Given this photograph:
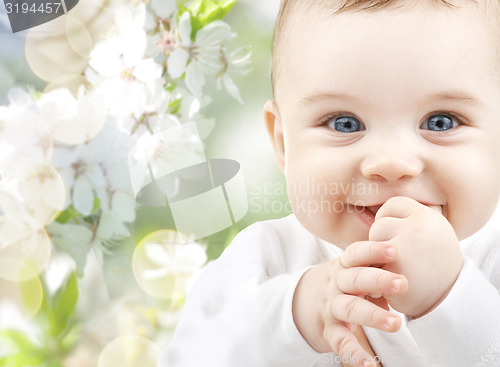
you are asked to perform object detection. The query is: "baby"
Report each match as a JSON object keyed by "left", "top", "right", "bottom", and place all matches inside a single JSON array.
[{"left": 158, "top": 0, "right": 500, "bottom": 366}]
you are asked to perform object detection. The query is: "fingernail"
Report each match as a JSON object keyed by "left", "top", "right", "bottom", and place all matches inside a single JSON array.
[
  {"left": 392, "top": 278, "right": 401, "bottom": 291},
  {"left": 385, "top": 246, "right": 394, "bottom": 258},
  {"left": 384, "top": 315, "right": 397, "bottom": 329}
]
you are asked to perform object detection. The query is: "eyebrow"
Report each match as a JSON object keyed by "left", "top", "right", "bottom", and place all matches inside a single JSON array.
[
  {"left": 419, "top": 91, "right": 486, "bottom": 109},
  {"left": 300, "top": 92, "right": 360, "bottom": 105},
  {"left": 300, "top": 91, "right": 486, "bottom": 109}
]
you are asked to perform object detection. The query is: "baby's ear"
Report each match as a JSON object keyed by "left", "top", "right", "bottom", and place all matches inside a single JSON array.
[{"left": 263, "top": 100, "right": 286, "bottom": 174}]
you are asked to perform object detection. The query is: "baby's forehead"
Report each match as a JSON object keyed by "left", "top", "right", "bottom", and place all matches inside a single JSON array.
[{"left": 272, "top": 0, "right": 500, "bottom": 98}]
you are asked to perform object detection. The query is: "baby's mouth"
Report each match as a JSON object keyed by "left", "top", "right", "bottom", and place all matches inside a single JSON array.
[
  {"left": 365, "top": 205, "right": 382, "bottom": 216},
  {"left": 356, "top": 202, "right": 443, "bottom": 217},
  {"left": 353, "top": 204, "right": 381, "bottom": 227}
]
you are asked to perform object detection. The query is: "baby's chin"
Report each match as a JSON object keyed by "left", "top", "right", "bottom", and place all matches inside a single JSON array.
[{"left": 294, "top": 211, "right": 370, "bottom": 250}]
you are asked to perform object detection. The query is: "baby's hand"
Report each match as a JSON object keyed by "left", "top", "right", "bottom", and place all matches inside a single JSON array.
[
  {"left": 369, "top": 196, "right": 464, "bottom": 317},
  {"left": 292, "top": 241, "right": 408, "bottom": 367}
]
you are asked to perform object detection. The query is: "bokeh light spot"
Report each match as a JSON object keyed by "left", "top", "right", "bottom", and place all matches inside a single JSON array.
[
  {"left": 65, "top": 16, "right": 93, "bottom": 58},
  {"left": 25, "top": 16, "right": 88, "bottom": 82},
  {"left": 0, "top": 262, "right": 43, "bottom": 318},
  {"left": 0, "top": 213, "right": 52, "bottom": 277},
  {"left": 43, "top": 74, "right": 89, "bottom": 95},
  {"left": 132, "top": 230, "right": 207, "bottom": 301},
  {"left": 0, "top": 162, "right": 66, "bottom": 225},
  {"left": 98, "top": 335, "right": 160, "bottom": 367}
]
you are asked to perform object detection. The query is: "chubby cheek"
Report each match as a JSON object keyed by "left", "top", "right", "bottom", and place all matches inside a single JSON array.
[
  {"left": 284, "top": 144, "right": 370, "bottom": 245},
  {"left": 291, "top": 201, "right": 360, "bottom": 249},
  {"left": 286, "top": 175, "right": 369, "bottom": 248},
  {"left": 445, "top": 155, "right": 500, "bottom": 240},
  {"left": 450, "top": 189, "right": 500, "bottom": 240}
]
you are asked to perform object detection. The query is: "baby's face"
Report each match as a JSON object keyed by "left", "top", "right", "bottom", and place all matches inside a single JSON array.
[{"left": 265, "top": 1, "right": 500, "bottom": 248}]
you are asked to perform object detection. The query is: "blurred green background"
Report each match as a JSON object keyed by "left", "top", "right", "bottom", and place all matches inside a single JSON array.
[
  {"left": 0, "top": 1, "right": 293, "bottom": 365},
  {"left": 0, "top": 0, "right": 290, "bottom": 254},
  {"left": 131, "top": 0, "right": 291, "bottom": 261}
]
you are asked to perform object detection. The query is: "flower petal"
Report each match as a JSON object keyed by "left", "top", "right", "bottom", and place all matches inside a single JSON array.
[
  {"left": 122, "top": 28, "right": 147, "bottom": 68},
  {"left": 185, "top": 62, "right": 205, "bottom": 97},
  {"left": 151, "top": 0, "right": 177, "bottom": 19},
  {"left": 133, "top": 58, "right": 163, "bottom": 82},
  {"left": 89, "top": 39, "right": 123, "bottom": 77},
  {"left": 142, "top": 267, "right": 169, "bottom": 279},
  {"left": 97, "top": 211, "right": 130, "bottom": 239},
  {"left": 222, "top": 74, "right": 243, "bottom": 104},
  {"left": 72, "top": 177, "right": 94, "bottom": 216},
  {"left": 195, "top": 21, "right": 230, "bottom": 47},
  {"left": 178, "top": 12, "right": 192, "bottom": 45},
  {"left": 144, "top": 242, "right": 170, "bottom": 265},
  {"left": 167, "top": 48, "right": 189, "bottom": 79},
  {"left": 111, "top": 191, "right": 136, "bottom": 222}
]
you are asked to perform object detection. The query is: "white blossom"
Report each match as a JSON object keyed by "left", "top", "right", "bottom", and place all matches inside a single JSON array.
[
  {"left": 87, "top": 3, "right": 164, "bottom": 120},
  {"left": 0, "top": 2, "right": 250, "bottom": 360},
  {"left": 216, "top": 45, "right": 252, "bottom": 103},
  {"left": 52, "top": 125, "right": 135, "bottom": 216},
  {"left": 0, "top": 161, "right": 65, "bottom": 225},
  {"left": 108, "top": 83, "right": 175, "bottom": 138},
  {"left": 0, "top": 105, "right": 52, "bottom": 173},
  {"left": 0, "top": 0, "right": 250, "bottom": 326},
  {"left": 167, "top": 13, "right": 230, "bottom": 96},
  {"left": 37, "top": 87, "right": 107, "bottom": 145},
  {"left": 150, "top": 0, "right": 177, "bottom": 19},
  {"left": 142, "top": 241, "right": 207, "bottom": 280}
]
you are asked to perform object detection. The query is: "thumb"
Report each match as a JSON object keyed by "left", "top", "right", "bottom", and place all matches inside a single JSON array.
[{"left": 428, "top": 205, "right": 443, "bottom": 214}]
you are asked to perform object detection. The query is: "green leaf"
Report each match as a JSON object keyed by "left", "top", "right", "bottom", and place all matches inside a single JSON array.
[
  {"left": 50, "top": 272, "right": 78, "bottom": 337},
  {"left": 54, "top": 198, "right": 100, "bottom": 224},
  {"left": 168, "top": 97, "right": 183, "bottom": 114},
  {"left": 0, "top": 329, "right": 37, "bottom": 350},
  {"left": 54, "top": 206, "right": 80, "bottom": 224},
  {"left": 34, "top": 283, "right": 51, "bottom": 335},
  {"left": 91, "top": 196, "right": 100, "bottom": 213},
  {"left": 0, "top": 330, "right": 46, "bottom": 366},
  {"left": 187, "top": 0, "right": 204, "bottom": 16},
  {"left": 59, "top": 324, "right": 81, "bottom": 352},
  {"left": 199, "top": 0, "right": 235, "bottom": 25},
  {"left": 11, "top": 349, "right": 46, "bottom": 366},
  {"left": 189, "top": 12, "right": 203, "bottom": 38},
  {"left": 187, "top": 0, "right": 236, "bottom": 37},
  {"left": 34, "top": 272, "right": 79, "bottom": 337},
  {"left": 165, "top": 80, "right": 178, "bottom": 91}
]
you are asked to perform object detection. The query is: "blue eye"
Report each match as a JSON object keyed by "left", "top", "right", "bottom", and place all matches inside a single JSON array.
[
  {"left": 329, "top": 116, "right": 364, "bottom": 133},
  {"left": 422, "top": 115, "right": 456, "bottom": 131}
]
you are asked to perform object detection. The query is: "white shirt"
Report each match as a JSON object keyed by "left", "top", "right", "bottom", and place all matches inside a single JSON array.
[{"left": 158, "top": 204, "right": 500, "bottom": 367}]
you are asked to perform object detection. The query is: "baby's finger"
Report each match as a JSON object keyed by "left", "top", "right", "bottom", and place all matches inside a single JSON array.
[
  {"left": 340, "top": 241, "right": 396, "bottom": 268},
  {"left": 331, "top": 294, "right": 402, "bottom": 333},
  {"left": 428, "top": 205, "right": 443, "bottom": 214},
  {"left": 374, "top": 196, "right": 420, "bottom": 220},
  {"left": 336, "top": 267, "right": 407, "bottom": 296},
  {"left": 325, "top": 323, "right": 376, "bottom": 367},
  {"left": 368, "top": 217, "right": 402, "bottom": 243}
]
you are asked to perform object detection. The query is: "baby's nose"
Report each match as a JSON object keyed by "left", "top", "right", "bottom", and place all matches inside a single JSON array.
[{"left": 360, "top": 146, "right": 423, "bottom": 182}]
